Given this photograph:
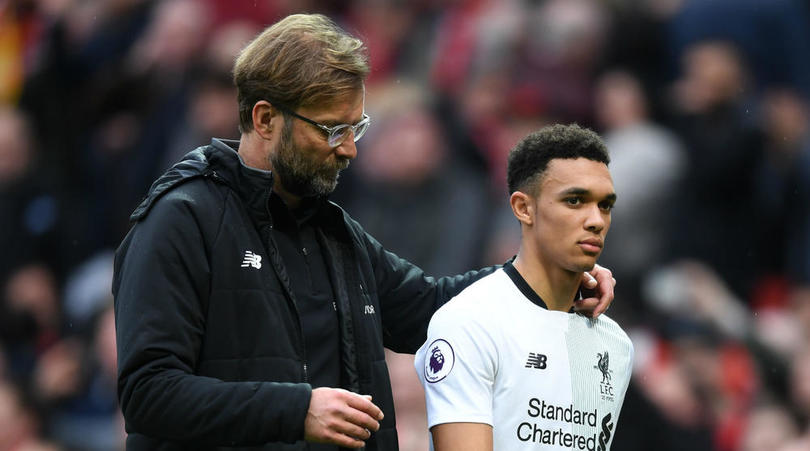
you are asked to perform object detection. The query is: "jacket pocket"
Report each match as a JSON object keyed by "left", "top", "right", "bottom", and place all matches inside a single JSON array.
[{"left": 203, "top": 288, "right": 298, "bottom": 361}]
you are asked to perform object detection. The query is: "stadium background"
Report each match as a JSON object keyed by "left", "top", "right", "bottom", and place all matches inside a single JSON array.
[{"left": 1, "top": 0, "right": 810, "bottom": 449}]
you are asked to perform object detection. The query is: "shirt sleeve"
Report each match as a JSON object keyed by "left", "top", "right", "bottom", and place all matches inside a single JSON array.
[{"left": 415, "top": 299, "right": 499, "bottom": 428}]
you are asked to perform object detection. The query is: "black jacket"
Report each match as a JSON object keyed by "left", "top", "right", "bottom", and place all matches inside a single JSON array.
[{"left": 112, "top": 139, "right": 493, "bottom": 450}]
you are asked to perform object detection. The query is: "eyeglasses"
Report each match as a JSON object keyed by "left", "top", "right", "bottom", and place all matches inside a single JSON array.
[{"left": 270, "top": 101, "right": 371, "bottom": 148}]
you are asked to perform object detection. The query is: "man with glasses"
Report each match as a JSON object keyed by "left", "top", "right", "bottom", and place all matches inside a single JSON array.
[{"left": 112, "top": 14, "right": 616, "bottom": 451}]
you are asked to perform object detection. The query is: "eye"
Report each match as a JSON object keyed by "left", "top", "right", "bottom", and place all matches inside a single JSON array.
[
  {"left": 326, "top": 125, "right": 352, "bottom": 147},
  {"left": 598, "top": 201, "right": 615, "bottom": 212},
  {"left": 565, "top": 197, "right": 582, "bottom": 206}
]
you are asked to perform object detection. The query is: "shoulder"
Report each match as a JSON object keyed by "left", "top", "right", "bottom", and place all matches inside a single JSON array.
[
  {"left": 124, "top": 174, "right": 231, "bottom": 255},
  {"left": 586, "top": 314, "right": 635, "bottom": 358},
  {"left": 595, "top": 314, "right": 632, "bottom": 339},
  {"left": 131, "top": 146, "right": 229, "bottom": 223},
  {"left": 140, "top": 177, "right": 227, "bottom": 227},
  {"left": 430, "top": 269, "right": 512, "bottom": 327}
]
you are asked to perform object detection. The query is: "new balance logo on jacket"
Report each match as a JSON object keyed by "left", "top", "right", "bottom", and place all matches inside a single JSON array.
[{"left": 241, "top": 250, "right": 262, "bottom": 269}]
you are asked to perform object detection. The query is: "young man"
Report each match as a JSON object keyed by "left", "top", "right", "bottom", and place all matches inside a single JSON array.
[
  {"left": 416, "top": 124, "right": 634, "bottom": 451},
  {"left": 112, "top": 14, "right": 617, "bottom": 451}
]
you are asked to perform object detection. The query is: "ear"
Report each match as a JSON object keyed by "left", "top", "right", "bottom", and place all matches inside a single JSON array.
[
  {"left": 252, "top": 100, "right": 282, "bottom": 140},
  {"left": 510, "top": 191, "right": 534, "bottom": 226}
]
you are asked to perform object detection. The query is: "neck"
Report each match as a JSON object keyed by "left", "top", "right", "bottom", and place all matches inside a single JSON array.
[
  {"left": 512, "top": 250, "right": 581, "bottom": 312},
  {"left": 238, "top": 132, "right": 270, "bottom": 171},
  {"left": 273, "top": 183, "right": 302, "bottom": 210},
  {"left": 238, "top": 132, "right": 302, "bottom": 209}
]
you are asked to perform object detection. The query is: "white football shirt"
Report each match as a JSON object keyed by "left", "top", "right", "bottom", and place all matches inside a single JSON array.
[{"left": 415, "top": 262, "right": 633, "bottom": 450}]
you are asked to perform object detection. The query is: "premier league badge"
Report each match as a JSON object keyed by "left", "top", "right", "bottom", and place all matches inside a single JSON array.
[{"left": 424, "top": 338, "right": 455, "bottom": 383}]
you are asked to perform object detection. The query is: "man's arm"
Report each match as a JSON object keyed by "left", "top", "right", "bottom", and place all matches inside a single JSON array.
[
  {"left": 348, "top": 215, "right": 498, "bottom": 352},
  {"left": 352, "top": 217, "right": 616, "bottom": 351},
  {"left": 414, "top": 292, "right": 498, "bottom": 449},
  {"left": 432, "top": 423, "right": 493, "bottom": 451}
]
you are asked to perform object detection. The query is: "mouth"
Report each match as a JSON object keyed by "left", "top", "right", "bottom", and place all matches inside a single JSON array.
[
  {"left": 331, "top": 157, "right": 351, "bottom": 173},
  {"left": 578, "top": 238, "right": 603, "bottom": 254}
]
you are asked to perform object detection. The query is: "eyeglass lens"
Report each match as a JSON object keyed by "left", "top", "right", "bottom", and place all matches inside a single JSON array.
[{"left": 327, "top": 118, "right": 370, "bottom": 147}]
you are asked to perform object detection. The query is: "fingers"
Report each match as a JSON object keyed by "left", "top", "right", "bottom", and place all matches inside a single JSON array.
[
  {"left": 305, "top": 387, "right": 384, "bottom": 449},
  {"left": 346, "top": 393, "right": 384, "bottom": 425},
  {"left": 574, "top": 297, "right": 599, "bottom": 318},
  {"left": 575, "top": 264, "right": 615, "bottom": 319},
  {"left": 583, "top": 271, "right": 597, "bottom": 289}
]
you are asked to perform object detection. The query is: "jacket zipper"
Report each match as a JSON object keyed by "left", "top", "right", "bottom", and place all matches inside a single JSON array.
[{"left": 264, "top": 193, "right": 310, "bottom": 383}]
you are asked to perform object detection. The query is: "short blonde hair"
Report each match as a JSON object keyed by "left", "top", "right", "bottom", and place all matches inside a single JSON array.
[{"left": 233, "top": 14, "right": 369, "bottom": 132}]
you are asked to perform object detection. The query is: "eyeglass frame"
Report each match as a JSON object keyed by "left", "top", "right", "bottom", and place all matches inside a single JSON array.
[{"left": 265, "top": 100, "right": 371, "bottom": 148}]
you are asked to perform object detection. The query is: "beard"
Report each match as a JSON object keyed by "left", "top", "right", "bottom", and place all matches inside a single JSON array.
[{"left": 270, "top": 118, "right": 350, "bottom": 198}]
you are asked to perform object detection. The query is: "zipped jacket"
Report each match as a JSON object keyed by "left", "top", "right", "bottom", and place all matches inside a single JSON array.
[{"left": 112, "top": 139, "right": 494, "bottom": 450}]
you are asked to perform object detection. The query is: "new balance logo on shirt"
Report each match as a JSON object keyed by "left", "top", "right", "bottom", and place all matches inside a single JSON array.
[
  {"left": 241, "top": 250, "right": 262, "bottom": 269},
  {"left": 525, "top": 352, "right": 548, "bottom": 369}
]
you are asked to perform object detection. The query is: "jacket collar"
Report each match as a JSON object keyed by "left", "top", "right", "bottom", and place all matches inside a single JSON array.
[
  {"left": 131, "top": 138, "right": 344, "bottom": 230},
  {"left": 208, "top": 138, "right": 275, "bottom": 225}
]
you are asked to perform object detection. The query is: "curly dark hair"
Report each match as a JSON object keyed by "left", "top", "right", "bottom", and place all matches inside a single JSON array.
[{"left": 507, "top": 124, "right": 610, "bottom": 195}]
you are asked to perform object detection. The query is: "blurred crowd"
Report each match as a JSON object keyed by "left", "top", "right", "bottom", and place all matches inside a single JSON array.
[{"left": 1, "top": 0, "right": 809, "bottom": 450}]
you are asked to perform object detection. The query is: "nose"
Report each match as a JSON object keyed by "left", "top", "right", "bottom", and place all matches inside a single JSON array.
[
  {"left": 335, "top": 135, "right": 358, "bottom": 160},
  {"left": 584, "top": 205, "right": 607, "bottom": 233}
]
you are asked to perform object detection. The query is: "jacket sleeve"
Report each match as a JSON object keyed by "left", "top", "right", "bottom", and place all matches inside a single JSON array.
[
  {"left": 349, "top": 216, "right": 499, "bottom": 354},
  {"left": 113, "top": 187, "right": 311, "bottom": 445}
]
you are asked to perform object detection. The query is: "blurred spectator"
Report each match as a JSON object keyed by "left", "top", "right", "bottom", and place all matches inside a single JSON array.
[
  {"left": 599, "top": 0, "right": 678, "bottom": 119},
  {"left": 18, "top": 0, "right": 154, "bottom": 186},
  {"left": 0, "top": 264, "right": 61, "bottom": 379},
  {"left": 668, "top": 40, "right": 764, "bottom": 301},
  {"left": 79, "top": 0, "right": 212, "bottom": 252},
  {"left": 669, "top": 0, "right": 810, "bottom": 99},
  {"left": 160, "top": 21, "right": 254, "bottom": 169},
  {"left": 593, "top": 69, "right": 686, "bottom": 321},
  {"left": 45, "top": 306, "right": 124, "bottom": 451},
  {"left": 432, "top": 0, "right": 609, "bottom": 123},
  {"left": 160, "top": 65, "right": 239, "bottom": 168},
  {"left": 753, "top": 89, "right": 810, "bottom": 287},
  {"left": 740, "top": 402, "right": 800, "bottom": 451},
  {"left": 638, "top": 260, "right": 810, "bottom": 450},
  {"left": 32, "top": 339, "right": 82, "bottom": 404},
  {"left": 0, "top": 380, "right": 61, "bottom": 451},
  {"left": 345, "top": 0, "right": 422, "bottom": 83},
  {"left": 429, "top": 0, "right": 498, "bottom": 99},
  {"left": 0, "top": 107, "right": 71, "bottom": 286},
  {"left": 337, "top": 81, "right": 490, "bottom": 276},
  {"left": 615, "top": 324, "right": 716, "bottom": 451},
  {"left": 62, "top": 251, "right": 115, "bottom": 333},
  {"left": 435, "top": 0, "right": 610, "bottom": 192},
  {"left": 203, "top": 20, "right": 259, "bottom": 75}
]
